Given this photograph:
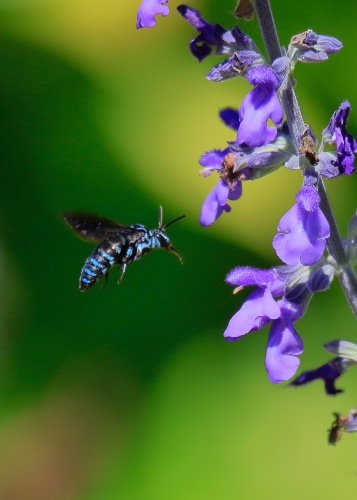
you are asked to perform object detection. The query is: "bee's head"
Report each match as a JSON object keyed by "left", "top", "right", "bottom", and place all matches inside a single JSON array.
[
  {"left": 155, "top": 231, "right": 183, "bottom": 263},
  {"left": 156, "top": 206, "right": 185, "bottom": 263}
]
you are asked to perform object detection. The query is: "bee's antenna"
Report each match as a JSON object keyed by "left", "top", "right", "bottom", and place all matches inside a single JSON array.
[
  {"left": 158, "top": 206, "right": 185, "bottom": 229},
  {"left": 158, "top": 205, "right": 164, "bottom": 228},
  {"left": 164, "top": 214, "right": 186, "bottom": 229}
]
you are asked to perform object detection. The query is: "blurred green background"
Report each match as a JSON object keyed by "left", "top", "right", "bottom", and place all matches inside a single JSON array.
[{"left": 0, "top": 0, "right": 357, "bottom": 498}]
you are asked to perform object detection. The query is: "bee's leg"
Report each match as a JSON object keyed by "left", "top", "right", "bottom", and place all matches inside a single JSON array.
[
  {"left": 102, "top": 270, "right": 109, "bottom": 288},
  {"left": 117, "top": 263, "right": 127, "bottom": 284}
]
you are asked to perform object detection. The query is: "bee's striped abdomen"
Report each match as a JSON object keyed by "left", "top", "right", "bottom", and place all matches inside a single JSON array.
[{"left": 79, "top": 239, "right": 124, "bottom": 291}]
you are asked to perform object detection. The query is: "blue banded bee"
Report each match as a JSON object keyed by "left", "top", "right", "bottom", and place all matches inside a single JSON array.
[{"left": 63, "top": 206, "right": 185, "bottom": 291}]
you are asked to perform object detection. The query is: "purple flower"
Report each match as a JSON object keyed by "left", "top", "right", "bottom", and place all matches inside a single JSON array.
[
  {"left": 344, "top": 408, "right": 357, "bottom": 432},
  {"left": 136, "top": 0, "right": 169, "bottom": 28},
  {"left": 198, "top": 115, "right": 244, "bottom": 226},
  {"left": 223, "top": 266, "right": 305, "bottom": 382},
  {"left": 177, "top": 5, "right": 216, "bottom": 61},
  {"left": 200, "top": 178, "right": 242, "bottom": 226},
  {"left": 303, "top": 31, "right": 342, "bottom": 55},
  {"left": 206, "top": 51, "right": 264, "bottom": 82},
  {"left": 224, "top": 260, "right": 338, "bottom": 383},
  {"left": 199, "top": 148, "right": 243, "bottom": 226},
  {"left": 272, "top": 185, "right": 330, "bottom": 265},
  {"left": 289, "top": 30, "right": 343, "bottom": 63},
  {"left": 290, "top": 357, "right": 350, "bottom": 395},
  {"left": 323, "top": 100, "right": 357, "bottom": 175},
  {"left": 177, "top": 4, "right": 256, "bottom": 62},
  {"left": 237, "top": 67, "right": 283, "bottom": 147},
  {"left": 198, "top": 110, "right": 292, "bottom": 226}
]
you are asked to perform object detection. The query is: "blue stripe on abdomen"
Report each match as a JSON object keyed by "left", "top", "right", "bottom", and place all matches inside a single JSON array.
[
  {"left": 84, "top": 267, "right": 97, "bottom": 277},
  {"left": 90, "top": 257, "right": 105, "bottom": 269},
  {"left": 99, "top": 249, "right": 115, "bottom": 262}
]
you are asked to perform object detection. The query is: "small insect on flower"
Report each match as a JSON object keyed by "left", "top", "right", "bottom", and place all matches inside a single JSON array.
[
  {"left": 328, "top": 413, "right": 345, "bottom": 445},
  {"left": 327, "top": 412, "right": 353, "bottom": 445},
  {"left": 63, "top": 206, "right": 185, "bottom": 291}
]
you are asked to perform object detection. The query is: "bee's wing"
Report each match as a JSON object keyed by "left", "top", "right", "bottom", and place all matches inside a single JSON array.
[{"left": 62, "top": 212, "right": 127, "bottom": 242}]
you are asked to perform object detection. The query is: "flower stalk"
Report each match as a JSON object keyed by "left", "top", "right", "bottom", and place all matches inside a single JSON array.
[{"left": 255, "top": 0, "right": 357, "bottom": 320}]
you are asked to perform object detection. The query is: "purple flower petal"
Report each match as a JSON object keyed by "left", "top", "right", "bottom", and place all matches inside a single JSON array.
[
  {"left": 200, "top": 180, "right": 229, "bottom": 226},
  {"left": 200, "top": 149, "right": 228, "bottom": 171},
  {"left": 228, "top": 181, "right": 243, "bottom": 201},
  {"left": 136, "top": 0, "right": 169, "bottom": 28},
  {"left": 272, "top": 56, "right": 290, "bottom": 82},
  {"left": 206, "top": 56, "right": 241, "bottom": 82},
  {"left": 318, "top": 152, "right": 340, "bottom": 178},
  {"left": 177, "top": 5, "right": 215, "bottom": 60},
  {"left": 224, "top": 287, "right": 279, "bottom": 341},
  {"left": 226, "top": 266, "right": 281, "bottom": 290},
  {"left": 324, "top": 101, "right": 357, "bottom": 175},
  {"left": 302, "top": 50, "right": 328, "bottom": 61},
  {"left": 177, "top": 5, "right": 218, "bottom": 61},
  {"left": 290, "top": 357, "right": 347, "bottom": 395},
  {"left": 307, "top": 265, "right": 334, "bottom": 292},
  {"left": 237, "top": 84, "right": 283, "bottom": 147},
  {"left": 178, "top": 5, "right": 257, "bottom": 62},
  {"left": 272, "top": 186, "right": 330, "bottom": 265},
  {"left": 230, "top": 26, "right": 257, "bottom": 51},
  {"left": 345, "top": 408, "right": 357, "bottom": 432},
  {"left": 199, "top": 180, "right": 228, "bottom": 226},
  {"left": 245, "top": 65, "right": 279, "bottom": 87},
  {"left": 285, "top": 155, "right": 300, "bottom": 170},
  {"left": 265, "top": 318, "right": 304, "bottom": 383},
  {"left": 219, "top": 108, "right": 240, "bottom": 131},
  {"left": 199, "top": 176, "right": 242, "bottom": 226}
]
